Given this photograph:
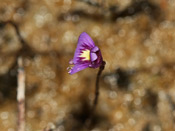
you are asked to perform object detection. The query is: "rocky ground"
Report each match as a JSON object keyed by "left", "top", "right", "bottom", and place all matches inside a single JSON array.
[{"left": 0, "top": 0, "right": 175, "bottom": 131}]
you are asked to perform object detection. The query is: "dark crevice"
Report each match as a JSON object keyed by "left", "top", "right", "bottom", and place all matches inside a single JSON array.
[
  {"left": 58, "top": 0, "right": 162, "bottom": 22},
  {"left": 103, "top": 68, "right": 135, "bottom": 90},
  {"left": 77, "top": 0, "right": 101, "bottom": 7},
  {"left": 54, "top": 96, "right": 111, "bottom": 130},
  {"left": 111, "top": 0, "right": 161, "bottom": 20},
  {"left": 166, "top": 95, "right": 175, "bottom": 123},
  {"left": 143, "top": 89, "right": 158, "bottom": 113},
  {"left": 0, "top": 21, "right": 35, "bottom": 58},
  {"left": 142, "top": 122, "right": 151, "bottom": 131},
  {"left": 0, "top": 61, "right": 17, "bottom": 103}
]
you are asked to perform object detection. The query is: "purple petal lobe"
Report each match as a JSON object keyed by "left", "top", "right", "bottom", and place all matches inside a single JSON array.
[
  {"left": 73, "top": 32, "right": 95, "bottom": 64},
  {"left": 68, "top": 63, "right": 89, "bottom": 75},
  {"left": 91, "top": 46, "right": 99, "bottom": 52},
  {"left": 90, "top": 52, "right": 97, "bottom": 62},
  {"left": 69, "top": 59, "right": 74, "bottom": 65},
  {"left": 78, "top": 32, "right": 95, "bottom": 48},
  {"left": 89, "top": 46, "right": 103, "bottom": 68}
]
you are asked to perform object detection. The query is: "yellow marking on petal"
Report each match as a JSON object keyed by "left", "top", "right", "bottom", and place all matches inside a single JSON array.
[{"left": 80, "top": 50, "right": 90, "bottom": 60}]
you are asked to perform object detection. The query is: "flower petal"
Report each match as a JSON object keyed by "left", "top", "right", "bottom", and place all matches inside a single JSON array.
[
  {"left": 89, "top": 49, "right": 103, "bottom": 68},
  {"left": 90, "top": 52, "right": 97, "bottom": 62},
  {"left": 73, "top": 32, "right": 95, "bottom": 64},
  {"left": 78, "top": 32, "right": 95, "bottom": 48},
  {"left": 69, "top": 59, "right": 74, "bottom": 65},
  {"left": 68, "top": 63, "right": 89, "bottom": 75},
  {"left": 91, "top": 46, "right": 99, "bottom": 52}
]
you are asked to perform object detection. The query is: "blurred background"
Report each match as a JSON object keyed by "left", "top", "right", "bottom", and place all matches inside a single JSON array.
[{"left": 0, "top": 0, "right": 175, "bottom": 131}]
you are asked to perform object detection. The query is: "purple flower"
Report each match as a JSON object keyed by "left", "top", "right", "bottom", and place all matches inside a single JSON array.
[{"left": 68, "top": 32, "right": 103, "bottom": 75}]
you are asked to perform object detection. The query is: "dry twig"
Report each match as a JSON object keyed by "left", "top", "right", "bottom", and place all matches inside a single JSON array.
[{"left": 17, "top": 57, "right": 25, "bottom": 131}]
